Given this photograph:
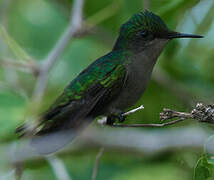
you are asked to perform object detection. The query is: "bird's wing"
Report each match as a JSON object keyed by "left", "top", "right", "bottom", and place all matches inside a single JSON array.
[
  {"left": 43, "top": 55, "right": 127, "bottom": 122},
  {"left": 15, "top": 52, "right": 128, "bottom": 154},
  {"left": 19, "top": 53, "right": 127, "bottom": 135}
]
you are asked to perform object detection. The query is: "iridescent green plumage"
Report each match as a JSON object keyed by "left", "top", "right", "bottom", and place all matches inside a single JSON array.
[
  {"left": 44, "top": 50, "right": 129, "bottom": 121},
  {"left": 113, "top": 10, "right": 170, "bottom": 50},
  {"left": 120, "top": 10, "right": 169, "bottom": 38},
  {"left": 16, "top": 10, "right": 203, "bottom": 154}
]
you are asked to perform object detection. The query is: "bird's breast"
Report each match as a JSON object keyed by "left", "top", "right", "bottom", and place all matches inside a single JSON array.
[{"left": 108, "top": 54, "right": 155, "bottom": 111}]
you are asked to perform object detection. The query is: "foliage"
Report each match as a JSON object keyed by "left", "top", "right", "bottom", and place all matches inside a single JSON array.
[
  {"left": 194, "top": 135, "right": 214, "bottom": 180},
  {"left": 0, "top": 0, "right": 214, "bottom": 179}
]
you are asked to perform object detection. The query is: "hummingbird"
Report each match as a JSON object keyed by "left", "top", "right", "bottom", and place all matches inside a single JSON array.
[{"left": 16, "top": 10, "right": 203, "bottom": 154}]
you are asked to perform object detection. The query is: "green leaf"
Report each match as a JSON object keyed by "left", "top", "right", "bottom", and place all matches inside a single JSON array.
[
  {"left": 194, "top": 155, "right": 211, "bottom": 180},
  {"left": 204, "top": 135, "right": 214, "bottom": 168},
  {"left": 0, "top": 24, "right": 32, "bottom": 62}
]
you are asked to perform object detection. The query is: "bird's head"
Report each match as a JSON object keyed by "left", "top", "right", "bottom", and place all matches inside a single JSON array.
[{"left": 113, "top": 10, "right": 203, "bottom": 51}]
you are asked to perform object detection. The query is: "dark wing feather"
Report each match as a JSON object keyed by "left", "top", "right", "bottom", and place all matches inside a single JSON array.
[
  {"left": 40, "top": 52, "right": 127, "bottom": 130},
  {"left": 16, "top": 52, "right": 128, "bottom": 154},
  {"left": 31, "top": 85, "right": 107, "bottom": 154},
  {"left": 38, "top": 63, "right": 127, "bottom": 134},
  {"left": 37, "top": 82, "right": 106, "bottom": 135}
]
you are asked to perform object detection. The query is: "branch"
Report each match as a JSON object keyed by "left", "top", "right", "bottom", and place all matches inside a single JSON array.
[
  {"left": 97, "top": 105, "right": 185, "bottom": 127},
  {"left": 110, "top": 119, "right": 184, "bottom": 128},
  {"left": 0, "top": 58, "right": 38, "bottom": 74},
  {"left": 1, "top": 169, "right": 15, "bottom": 180},
  {"left": 187, "top": 3, "right": 214, "bottom": 50},
  {"left": 14, "top": 162, "right": 23, "bottom": 180},
  {"left": 91, "top": 147, "right": 104, "bottom": 180},
  {"left": 6, "top": 126, "right": 212, "bottom": 164},
  {"left": 98, "top": 103, "right": 214, "bottom": 128},
  {"left": 33, "top": 0, "right": 84, "bottom": 102},
  {"left": 46, "top": 155, "right": 72, "bottom": 180},
  {"left": 160, "top": 109, "right": 192, "bottom": 121},
  {"left": 160, "top": 103, "right": 214, "bottom": 124},
  {"left": 3, "top": 67, "right": 29, "bottom": 100},
  {"left": 42, "top": 0, "right": 84, "bottom": 71},
  {"left": 143, "top": 0, "right": 150, "bottom": 10}
]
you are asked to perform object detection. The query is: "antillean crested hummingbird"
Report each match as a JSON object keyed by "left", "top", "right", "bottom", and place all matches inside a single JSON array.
[{"left": 16, "top": 10, "right": 203, "bottom": 154}]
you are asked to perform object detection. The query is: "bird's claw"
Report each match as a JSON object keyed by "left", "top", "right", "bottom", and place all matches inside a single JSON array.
[
  {"left": 118, "top": 112, "right": 125, "bottom": 122},
  {"left": 106, "top": 116, "right": 115, "bottom": 125},
  {"left": 106, "top": 112, "right": 126, "bottom": 125}
]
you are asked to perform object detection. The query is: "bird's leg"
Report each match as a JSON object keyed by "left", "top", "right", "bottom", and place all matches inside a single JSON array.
[
  {"left": 106, "top": 110, "right": 126, "bottom": 125},
  {"left": 118, "top": 111, "right": 126, "bottom": 122},
  {"left": 106, "top": 114, "right": 117, "bottom": 125}
]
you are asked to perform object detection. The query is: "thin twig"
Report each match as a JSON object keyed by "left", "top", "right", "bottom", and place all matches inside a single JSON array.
[
  {"left": 97, "top": 105, "right": 186, "bottom": 128},
  {"left": 42, "top": 0, "right": 84, "bottom": 71},
  {"left": 111, "top": 119, "right": 184, "bottom": 127},
  {"left": 1, "top": 169, "right": 15, "bottom": 180},
  {"left": 98, "top": 103, "right": 214, "bottom": 128},
  {"left": 11, "top": 143, "right": 24, "bottom": 180},
  {"left": 0, "top": 58, "right": 38, "bottom": 74},
  {"left": 160, "top": 109, "right": 193, "bottom": 121},
  {"left": 3, "top": 68, "right": 29, "bottom": 100},
  {"left": 160, "top": 103, "right": 214, "bottom": 124},
  {"left": 91, "top": 147, "right": 104, "bottom": 180},
  {"left": 14, "top": 162, "right": 23, "bottom": 180},
  {"left": 143, "top": 0, "right": 150, "bottom": 10},
  {"left": 187, "top": 2, "right": 214, "bottom": 50},
  {"left": 0, "top": 0, "right": 11, "bottom": 28},
  {"left": 97, "top": 105, "right": 185, "bottom": 128},
  {"left": 47, "top": 155, "right": 72, "bottom": 180},
  {"left": 33, "top": 0, "right": 84, "bottom": 102}
]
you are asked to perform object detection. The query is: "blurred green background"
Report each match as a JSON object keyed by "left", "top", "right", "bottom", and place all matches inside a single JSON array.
[{"left": 0, "top": 0, "right": 214, "bottom": 179}]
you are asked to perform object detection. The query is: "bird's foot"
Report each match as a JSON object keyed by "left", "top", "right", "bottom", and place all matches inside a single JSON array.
[
  {"left": 106, "top": 115, "right": 116, "bottom": 125},
  {"left": 118, "top": 111, "right": 126, "bottom": 122},
  {"left": 106, "top": 111, "right": 126, "bottom": 125}
]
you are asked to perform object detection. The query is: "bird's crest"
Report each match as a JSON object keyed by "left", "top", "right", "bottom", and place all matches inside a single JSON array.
[{"left": 120, "top": 10, "right": 169, "bottom": 37}]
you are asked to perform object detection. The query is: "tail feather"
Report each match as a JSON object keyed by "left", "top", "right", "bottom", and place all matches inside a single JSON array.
[
  {"left": 15, "top": 120, "right": 41, "bottom": 138},
  {"left": 15, "top": 122, "right": 78, "bottom": 154},
  {"left": 15, "top": 117, "right": 93, "bottom": 154},
  {"left": 15, "top": 86, "right": 106, "bottom": 154},
  {"left": 15, "top": 124, "right": 27, "bottom": 138},
  {"left": 31, "top": 116, "right": 93, "bottom": 154},
  {"left": 31, "top": 129, "right": 77, "bottom": 154}
]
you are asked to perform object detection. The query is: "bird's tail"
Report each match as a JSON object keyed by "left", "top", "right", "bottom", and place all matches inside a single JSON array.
[
  {"left": 15, "top": 116, "right": 93, "bottom": 154},
  {"left": 31, "top": 129, "right": 78, "bottom": 154},
  {"left": 15, "top": 86, "right": 105, "bottom": 154}
]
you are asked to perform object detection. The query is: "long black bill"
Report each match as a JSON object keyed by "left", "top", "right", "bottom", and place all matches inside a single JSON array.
[{"left": 168, "top": 32, "right": 203, "bottom": 39}]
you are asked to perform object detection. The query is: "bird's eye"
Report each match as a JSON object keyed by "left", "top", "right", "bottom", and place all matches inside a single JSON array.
[{"left": 141, "top": 31, "right": 148, "bottom": 37}]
